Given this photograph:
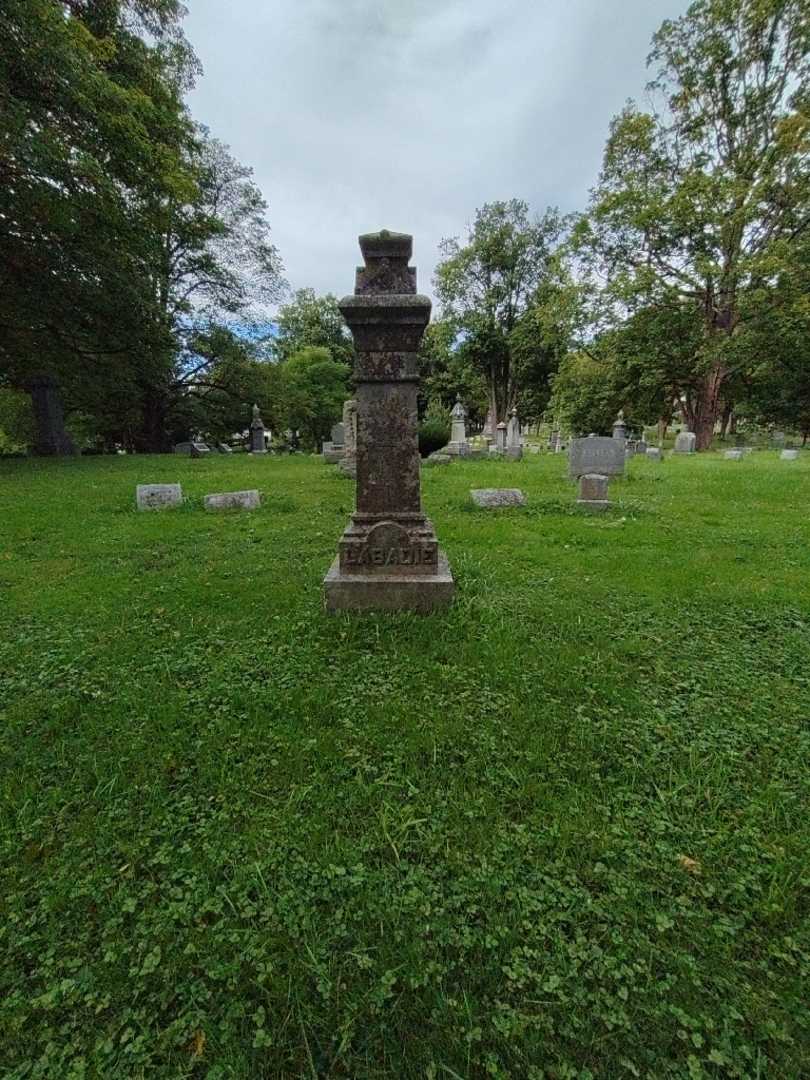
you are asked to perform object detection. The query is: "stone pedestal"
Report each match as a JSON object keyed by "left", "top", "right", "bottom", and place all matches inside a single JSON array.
[
  {"left": 324, "top": 230, "right": 454, "bottom": 612},
  {"left": 249, "top": 404, "right": 267, "bottom": 453}
]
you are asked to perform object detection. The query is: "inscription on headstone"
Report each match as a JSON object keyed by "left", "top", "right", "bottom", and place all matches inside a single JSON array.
[{"left": 568, "top": 435, "right": 625, "bottom": 478}]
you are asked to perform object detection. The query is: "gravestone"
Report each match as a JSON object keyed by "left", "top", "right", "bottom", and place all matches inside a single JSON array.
[
  {"left": 673, "top": 431, "right": 696, "bottom": 454},
  {"left": 612, "top": 410, "right": 627, "bottom": 442},
  {"left": 495, "top": 422, "right": 507, "bottom": 454},
  {"left": 339, "top": 399, "right": 358, "bottom": 476},
  {"left": 780, "top": 449, "right": 799, "bottom": 461},
  {"left": 204, "top": 489, "right": 260, "bottom": 511},
  {"left": 323, "top": 230, "right": 454, "bottom": 612},
  {"left": 625, "top": 440, "right": 637, "bottom": 458},
  {"left": 724, "top": 449, "right": 744, "bottom": 460},
  {"left": 470, "top": 488, "right": 526, "bottom": 508},
  {"left": 549, "top": 430, "right": 561, "bottom": 452},
  {"left": 249, "top": 404, "right": 267, "bottom": 453},
  {"left": 216, "top": 443, "right": 233, "bottom": 454},
  {"left": 174, "top": 440, "right": 211, "bottom": 456},
  {"left": 426, "top": 452, "right": 451, "bottom": 465},
  {"left": 577, "top": 473, "right": 610, "bottom": 511},
  {"left": 646, "top": 447, "right": 663, "bottom": 462},
  {"left": 483, "top": 405, "right": 496, "bottom": 443},
  {"left": 444, "top": 395, "right": 470, "bottom": 457},
  {"left": 568, "top": 434, "right": 625, "bottom": 479},
  {"left": 506, "top": 407, "right": 522, "bottom": 460},
  {"left": 331, "top": 422, "right": 345, "bottom": 447},
  {"left": 771, "top": 431, "right": 786, "bottom": 447},
  {"left": 637, "top": 438, "right": 648, "bottom": 454},
  {"left": 136, "top": 484, "right": 182, "bottom": 511}
]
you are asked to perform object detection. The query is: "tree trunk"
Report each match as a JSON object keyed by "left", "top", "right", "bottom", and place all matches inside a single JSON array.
[
  {"left": 134, "top": 388, "right": 172, "bottom": 453},
  {"left": 27, "top": 374, "right": 77, "bottom": 456},
  {"left": 719, "top": 403, "right": 733, "bottom": 441},
  {"left": 690, "top": 362, "right": 725, "bottom": 451}
]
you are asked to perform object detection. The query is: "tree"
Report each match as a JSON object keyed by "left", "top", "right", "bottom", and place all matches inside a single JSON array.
[
  {"left": 0, "top": 0, "right": 197, "bottom": 452},
  {"left": 273, "top": 289, "right": 354, "bottom": 367},
  {"left": 578, "top": 0, "right": 810, "bottom": 448},
  {"left": 434, "top": 200, "right": 568, "bottom": 424},
  {"left": 280, "top": 347, "right": 350, "bottom": 449},
  {"left": 417, "top": 320, "right": 488, "bottom": 426}
]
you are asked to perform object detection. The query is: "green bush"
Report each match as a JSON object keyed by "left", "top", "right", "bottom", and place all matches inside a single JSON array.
[{"left": 418, "top": 399, "right": 450, "bottom": 457}]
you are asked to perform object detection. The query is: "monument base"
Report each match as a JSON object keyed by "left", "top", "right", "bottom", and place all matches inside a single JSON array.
[
  {"left": 576, "top": 499, "right": 611, "bottom": 512},
  {"left": 324, "top": 550, "right": 454, "bottom": 613}
]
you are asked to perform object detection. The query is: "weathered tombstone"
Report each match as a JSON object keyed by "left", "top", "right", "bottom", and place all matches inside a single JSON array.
[
  {"left": 204, "top": 489, "right": 260, "bottom": 511},
  {"left": 217, "top": 443, "right": 233, "bottom": 454},
  {"left": 568, "top": 434, "right": 625, "bottom": 479},
  {"left": 577, "top": 473, "right": 610, "bottom": 511},
  {"left": 443, "top": 395, "right": 470, "bottom": 457},
  {"left": 174, "top": 440, "right": 211, "bottom": 457},
  {"left": 637, "top": 438, "right": 648, "bottom": 454},
  {"left": 724, "top": 449, "right": 744, "bottom": 460},
  {"left": 28, "top": 374, "right": 77, "bottom": 456},
  {"left": 331, "top": 422, "right": 345, "bottom": 447},
  {"left": 483, "top": 405, "right": 496, "bottom": 443},
  {"left": 470, "top": 488, "right": 526, "bottom": 508},
  {"left": 780, "top": 449, "right": 799, "bottom": 461},
  {"left": 323, "top": 230, "right": 454, "bottom": 612},
  {"left": 426, "top": 452, "right": 451, "bottom": 465},
  {"left": 646, "top": 446, "right": 663, "bottom": 462},
  {"left": 249, "top": 404, "right": 267, "bottom": 454},
  {"left": 612, "top": 410, "right": 627, "bottom": 442},
  {"left": 625, "top": 440, "right": 637, "bottom": 458},
  {"left": 339, "top": 399, "right": 358, "bottom": 476},
  {"left": 673, "top": 431, "right": 697, "bottom": 454},
  {"left": 506, "top": 407, "right": 523, "bottom": 460},
  {"left": 771, "top": 431, "right": 786, "bottom": 447},
  {"left": 495, "top": 421, "right": 507, "bottom": 454},
  {"left": 136, "top": 483, "right": 182, "bottom": 511}
]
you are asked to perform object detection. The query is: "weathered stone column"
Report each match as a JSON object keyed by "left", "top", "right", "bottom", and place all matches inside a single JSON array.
[{"left": 324, "top": 230, "right": 454, "bottom": 612}]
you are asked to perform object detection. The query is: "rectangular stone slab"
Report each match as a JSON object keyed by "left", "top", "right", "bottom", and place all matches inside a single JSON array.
[
  {"left": 204, "top": 490, "right": 260, "bottom": 511},
  {"left": 470, "top": 488, "right": 526, "bottom": 508},
  {"left": 324, "top": 550, "right": 454, "bottom": 612},
  {"left": 136, "top": 484, "right": 182, "bottom": 510},
  {"left": 568, "top": 436, "right": 625, "bottom": 478}
]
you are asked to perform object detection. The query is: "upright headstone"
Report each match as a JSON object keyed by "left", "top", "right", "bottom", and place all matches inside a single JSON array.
[
  {"left": 673, "top": 431, "right": 697, "bottom": 454},
  {"left": 444, "top": 395, "right": 470, "bottom": 457},
  {"left": 339, "top": 399, "right": 358, "bottom": 476},
  {"left": 249, "top": 404, "right": 267, "bottom": 454},
  {"left": 495, "top": 422, "right": 507, "bottom": 454},
  {"left": 646, "top": 446, "right": 663, "bottom": 462},
  {"left": 549, "top": 430, "right": 561, "bottom": 453},
  {"left": 568, "top": 434, "right": 625, "bottom": 478},
  {"left": 331, "top": 422, "right": 345, "bottom": 447},
  {"left": 612, "top": 410, "right": 627, "bottom": 442},
  {"left": 28, "top": 374, "right": 77, "bottom": 456},
  {"left": 637, "top": 437, "right": 648, "bottom": 455},
  {"left": 506, "top": 407, "right": 522, "bottom": 460},
  {"left": 483, "top": 405, "right": 496, "bottom": 444},
  {"left": 323, "top": 230, "right": 454, "bottom": 612},
  {"left": 577, "top": 473, "right": 610, "bottom": 511}
]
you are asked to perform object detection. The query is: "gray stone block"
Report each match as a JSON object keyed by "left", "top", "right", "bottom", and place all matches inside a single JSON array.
[
  {"left": 470, "top": 488, "right": 526, "bottom": 508},
  {"left": 136, "top": 484, "right": 182, "bottom": 511},
  {"left": 577, "top": 472, "right": 610, "bottom": 510},
  {"left": 324, "top": 550, "right": 454, "bottom": 612},
  {"left": 674, "top": 431, "right": 696, "bottom": 454},
  {"left": 646, "top": 447, "right": 663, "bottom": 461},
  {"left": 568, "top": 435, "right": 625, "bottom": 478},
  {"left": 780, "top": 449, "right": 799, "bottom": 461},
  {"left": 204, "top": 489, "right": 260, "bottom": 511},
  {"left": 724, "top": 449, "right": 744, "bottom": 460}
]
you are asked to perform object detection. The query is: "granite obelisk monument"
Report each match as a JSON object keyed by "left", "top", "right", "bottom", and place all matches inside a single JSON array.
[{"left": 323, "top": 230, "right": 454, "bottom": 612}]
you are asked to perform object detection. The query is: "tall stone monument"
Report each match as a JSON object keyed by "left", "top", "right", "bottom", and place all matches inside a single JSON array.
[
  {"left": 249, "top": 404, "right": 267, "bottom": 453},
  {"left": 323, "top": 230, "right": 454, "bottom": 612},
  {"left": 339, "top": 398, "right": 358, "bottom": 476},
  {"left": 612, "top": 410, "right": 628, "bottom": 442},
  {"left": 506, "top": 407, "right": 522, "bottom": 460},
  {"left": 444, "top": 395, "right": 469, "bottom": 457}
]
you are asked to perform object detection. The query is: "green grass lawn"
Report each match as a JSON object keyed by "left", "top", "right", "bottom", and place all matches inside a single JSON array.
[{"left": 1, "top": 451, "right": 808, "bottom": 1079}]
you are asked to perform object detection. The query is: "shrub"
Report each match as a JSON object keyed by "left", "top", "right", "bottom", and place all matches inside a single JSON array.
[{"left": 418, "top": 399, "right": 450, "bottom": 457}]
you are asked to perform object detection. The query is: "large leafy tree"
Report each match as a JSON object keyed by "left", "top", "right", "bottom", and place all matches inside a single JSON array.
[
  {"left": 434, "top": 200, "right": 568, "bottom": 424},
  {"left": 0, "top": 0, "right": 197, "bottom": 452},
  {"left": 273, "top": 289, "right": 354, "bottom": 367},
  {"left": 578, "top": 0, "right": 810, "bottom": 449},
  {"left": 280, "top": 346, "right": 350, "bottom": 449}
]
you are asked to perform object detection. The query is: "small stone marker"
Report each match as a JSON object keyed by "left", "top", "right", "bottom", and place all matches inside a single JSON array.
[
  {"left": 646, "top": 447, "right": 663, "bottom": 461},
  {"left": 136, "top": 483, "right": 182, "bottom": 511},
  {"left": 204, "top": 489, "right": 260, "bottom": 511},
  {"left": 612, "top": 410, "right": 627, "bottom": 442},
  {"left": 780, "top": 449, "right": 799, "bottom": 461},
  {"left": 331, "top": 422, "right": 345, "bottom": 447},
  {"left": 495, "top": 421, "right": 507, "bottom": 454},
  {"left": 637, "top": 438, "right": 648, "bottom": 454},
  {"left": 426, "top": 452, "right": 451, "bottom": 465},
  {"left": 249, "top": 404, "right": 267, "bottom": 454},
  {"left": 444, "top": 395, "right": 470, "bottom": 457},
  {"left": 339, "top": 399, "right": 358, "bottom": 476},
  {"left": 673, "top": 431, "right": 696, "bottom": 454},
  {"left": 568, "top": 434, "right": 625, "bottom": 478},
  {"left": 577, "top": 473, "right": 610, "bottom": 511},
  {"left": 724, "top": 449, "right": 744, "bottom": 460},
  {"left": 505, "top": 407, "right": 523, "bottom": 460},
  {"left": 470, "top": 488, "right": 526, "bottom": 508},
  {"left": 174, "top": 440, "right": 211, "bottom": 456}
]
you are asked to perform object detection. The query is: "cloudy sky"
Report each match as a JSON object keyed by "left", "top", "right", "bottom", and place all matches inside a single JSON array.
[{"left": 184, "top": 0, "right": 688, "bottom": 306}]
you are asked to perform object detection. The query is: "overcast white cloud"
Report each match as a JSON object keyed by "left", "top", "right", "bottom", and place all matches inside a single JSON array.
[{"left": 183, "top": 0, "right": 688, "bottom": 306}]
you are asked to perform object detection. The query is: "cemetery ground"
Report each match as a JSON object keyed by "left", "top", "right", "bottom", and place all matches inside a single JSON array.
[{"left": 1, "top": 452, "right": 809, "bottom": 1080}]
